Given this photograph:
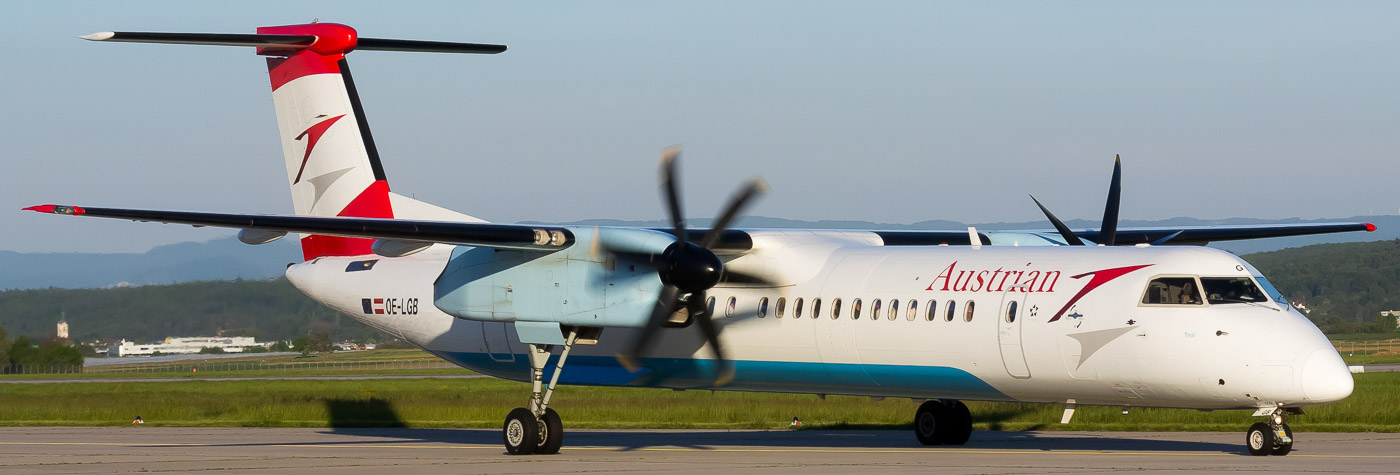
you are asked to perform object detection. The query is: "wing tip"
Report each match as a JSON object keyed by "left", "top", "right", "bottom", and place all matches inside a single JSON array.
[
  {"left": 1365, "top": 223, "right": 1376, "bottom": 232},
  {"left": 79, "top": 32, "right": 116, "bottom": 41},
  {"left": 23, "top": 204, "right": 84, "bottom": 215}
]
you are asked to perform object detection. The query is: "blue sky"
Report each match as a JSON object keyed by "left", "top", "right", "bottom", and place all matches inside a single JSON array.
[{"left": 3, "top": 1, "right": 1397, "bottom": 252}]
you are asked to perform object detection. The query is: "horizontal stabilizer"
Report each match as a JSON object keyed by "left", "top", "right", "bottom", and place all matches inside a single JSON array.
[
  {"left": 80, "top": 28, "right": 505, "bottom": 55},
  {"left": 80, "top": 32, "right": 315, "bottom": 48}
]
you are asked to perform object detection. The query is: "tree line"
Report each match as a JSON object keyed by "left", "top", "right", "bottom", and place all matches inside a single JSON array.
[
  {"left": 0, "top": 278, "right": 391, "bottom": 344},
  {"left": 1244, "top": 239, "right": 1400, "bottom": 334}
]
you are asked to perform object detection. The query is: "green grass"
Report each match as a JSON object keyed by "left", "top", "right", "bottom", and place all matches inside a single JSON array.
[
  {"left": 1, "top": 373, "right": 1396, "bottom": 432},
  {"left": 0, "top": 349, "right": 465, "bottom": 380},
  {"left": 1326, "top": 333, "right": 1400, "bottom": 342}
]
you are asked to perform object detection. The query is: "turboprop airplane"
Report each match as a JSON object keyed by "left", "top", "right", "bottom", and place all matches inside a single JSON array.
[{"left": 28, "top": 22, "right": 1375, "bottom": 457}]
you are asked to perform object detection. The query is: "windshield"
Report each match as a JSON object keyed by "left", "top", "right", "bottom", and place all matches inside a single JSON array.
[
  {"left": 1201, "top": 277, "right": 1269, "bottom": 305},
  {"left": 1254, "top": 275, "right": 1287, "bottom": 304}
]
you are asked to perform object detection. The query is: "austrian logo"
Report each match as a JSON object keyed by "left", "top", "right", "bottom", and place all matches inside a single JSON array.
[{"left": 925, "top": 261, "right": 1153, "bottom": 323}]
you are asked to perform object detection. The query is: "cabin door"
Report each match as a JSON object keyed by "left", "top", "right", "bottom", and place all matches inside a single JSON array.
[{"left": 998, "top": 286, "right": 1031, "bottom": 379}]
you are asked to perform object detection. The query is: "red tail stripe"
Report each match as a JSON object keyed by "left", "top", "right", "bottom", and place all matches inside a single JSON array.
[{"left": 299, "top": 180, "right": 394, "bottom": 261}]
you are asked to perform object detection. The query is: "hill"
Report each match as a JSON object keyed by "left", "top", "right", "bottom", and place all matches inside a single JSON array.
[
  {"left": 1243, "top": 239, "right": 1400, "bottom": 331},
  {"left": 0, "top": 279, "right": 386, "bottom": 344},
  {"left": 0, "top": 237, "right": 300, "bottom": 290}
]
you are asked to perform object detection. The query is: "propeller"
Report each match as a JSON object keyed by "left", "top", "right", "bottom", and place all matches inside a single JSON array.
[
  {"left": 1030, "top": 155, "right": 1123, "bottom": 246},
  {"left": 1100, "top": 155, "right": 1122, "bottom": 246},
  {"left": 614, "top": 146, "right": 768, "bottom": 386}
]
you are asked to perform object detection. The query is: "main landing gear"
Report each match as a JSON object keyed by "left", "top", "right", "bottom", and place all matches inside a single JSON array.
[
  {"left": 502, "top": 329, "right": 578, "bottom": 455},
  {"left": 913, "top": 399, "right": 973, "bottom": 446},
  {"left": 1246, "top": 409, "right": 1295, "bottom": 456}
]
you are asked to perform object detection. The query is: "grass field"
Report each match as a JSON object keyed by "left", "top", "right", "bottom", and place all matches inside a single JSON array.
[
  {"left": 1, "top": 372, "right": 1395, "bottom": 432},
  {"left": 0, "top": 349, "right": 470, "bottom": 380}
]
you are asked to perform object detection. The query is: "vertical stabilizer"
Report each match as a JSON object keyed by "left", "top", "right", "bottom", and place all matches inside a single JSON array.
[{"left": 258, "top": 23, "right": 389, "bottom": 260}]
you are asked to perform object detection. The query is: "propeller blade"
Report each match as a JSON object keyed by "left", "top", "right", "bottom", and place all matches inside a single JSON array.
[
  {"left": 1100, "top": 155, "right": 1122, "bottom": 246},
  {"left": 659, "top": 146, "right": 687, "bottom": 245},
  {"left": 687, "top": 292, "right": 733, "bottom": 386},
  {"left": 1150, "top": 229, "right": 1185, "bottom": 245},
  {"left": 1030, "top": 195, "right": 1086, "bottom": 246},
  {"left": 618, "top": 284, "right": 682, "bottom": 371},
  {"left": 699, "top": 178, "right": 769, "bottom": 249}
]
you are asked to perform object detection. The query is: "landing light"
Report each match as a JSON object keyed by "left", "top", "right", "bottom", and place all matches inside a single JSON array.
[{"left": 1272, "top": 414, "right": 1284, "bottom": 425}]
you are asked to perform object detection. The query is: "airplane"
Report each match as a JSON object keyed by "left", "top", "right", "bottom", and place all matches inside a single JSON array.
[{"left": 27, "top": 22, "right": 1376, "bottom": 457}]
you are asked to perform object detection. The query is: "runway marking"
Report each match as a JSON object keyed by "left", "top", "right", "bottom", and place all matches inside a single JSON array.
[{"left": 4, "top": 441, "right": 1400, "bottom": 459}]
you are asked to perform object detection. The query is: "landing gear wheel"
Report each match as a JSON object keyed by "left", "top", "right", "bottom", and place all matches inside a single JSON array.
[
  {"left": 945, "top": 400, "right": 973, "bottom": 445},
  {"left": 1246, "top": 422, "right": 1273, "bottom": 456},
  {"left": 1270, "top": 423, "right": 1293, "bottom": 456},
  {"left": 503, "top": 407, "right": 539, "bottom": 455},
  {"left": 537, "top": 408, "right": 564, "bottom": 455},
  {"left": 914, "top": 400, "right": 951, "bottom": 445}
]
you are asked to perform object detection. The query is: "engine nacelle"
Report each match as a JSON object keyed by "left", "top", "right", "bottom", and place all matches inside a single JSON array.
[{"left": 432, "top": 227, "right": 672, "bottom": 328}]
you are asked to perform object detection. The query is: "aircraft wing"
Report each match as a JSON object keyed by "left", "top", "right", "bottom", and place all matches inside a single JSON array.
[
  {"left": 1078, "top": 222, "right": 1375, "bottom": 246},
  {"left": 22, "top": 204, "right": 574, "bottom": 252}
]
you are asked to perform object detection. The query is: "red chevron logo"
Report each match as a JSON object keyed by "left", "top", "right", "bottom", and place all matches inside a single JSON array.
[
  {"left": 292, "top": 114, "right": 346, "bottom": 184},
  {"left": 1048, "top": 264, "right": 1154, "bottom": 322}
]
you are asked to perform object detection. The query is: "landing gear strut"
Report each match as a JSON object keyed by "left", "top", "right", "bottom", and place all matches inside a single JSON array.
[
  {"left": 914, "top": 399, "right": 972, "bottom": 446},
  {"left": 502, "top": 329, "right": 577, "bottom": 455},
  {"left": 1246, "top": 408, "right": 1294, "bottom": 456}
]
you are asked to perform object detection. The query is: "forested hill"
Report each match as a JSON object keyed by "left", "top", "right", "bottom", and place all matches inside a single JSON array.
[
  {"left": 1, "top": 240, "right": 1397, "bottom": 342},
  {"left": 0, "top": 279, "right": 386, "bottom": 344},
  {"left": 1244, "top": 239, "right": 1400, "bottom": 329}
]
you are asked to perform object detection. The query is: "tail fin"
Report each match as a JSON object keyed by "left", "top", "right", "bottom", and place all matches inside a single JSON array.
[{"left": 80, "top": 23, "right": 505, "bottom": 260}]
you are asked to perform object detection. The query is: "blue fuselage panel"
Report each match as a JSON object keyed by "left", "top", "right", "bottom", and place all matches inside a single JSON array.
[{"left": 430, "top": 351, "right": 1007, "bottom": 400}]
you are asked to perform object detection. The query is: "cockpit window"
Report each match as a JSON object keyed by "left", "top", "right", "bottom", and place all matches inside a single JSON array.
[
  {"left": 1254, "top": 276, "right": 1287, "bottom": 304},
  {"left": 1141, "top": 277, "right": 1203, "bottom": 305},
  {"left": 1201, "top": 277, "right": 1269, "bottom": 305}
]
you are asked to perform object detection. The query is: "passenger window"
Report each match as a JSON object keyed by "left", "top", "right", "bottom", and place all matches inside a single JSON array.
[
  {"left": 889, "top": 299, "right": 900, "bottom": 320},
  {"left": 832, "top": 298, "right": 842, "bottom": 319},
  {"left": 1005, "top": 301, "right": 1018, "bottom": 323},
  {"left": 758, "top": 297, "right": 769, "bottom": 318},
  {"left": 1201, "top": 277, "right": 1269, "bottom": 305},
  {"left": 1141, "top": 277, "right": 1204, "bottom": 305},
  {"left": 725, "top": 297, "right": 737, "bottom": 317},
  {"left": 906, "top": 299, "right": 918, "bottom": 321},
  {"left": 707, "top": 296, "right": 716, "bottom": 316},
  {"left": 964, "top": 300, "right": 975, "bottom": 322},
  {"left": 945, "top": 300, "right": 957, "bottom": 322},
  {"left": 853, "top": 299, "right": 863, "bottom": 320},
  {"left": 795, "top": 298, "right": 804, "bottom": 318},
  {"left": 872, "top": 299, "right": 882, "bottom": 322},
  {"left": 926, "top": 300, "right": 937, "bottom": 321},
  {"left": 776, "top": 297, "right": 786, "bottom": 318},
  {"left": 813, "top": 298, "right": 823, "bottom": 319}
]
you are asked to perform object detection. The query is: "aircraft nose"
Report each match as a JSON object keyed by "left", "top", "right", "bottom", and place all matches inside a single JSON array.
[{"left": 1300, "top": 347, "right": 1353, "bottom": 403}]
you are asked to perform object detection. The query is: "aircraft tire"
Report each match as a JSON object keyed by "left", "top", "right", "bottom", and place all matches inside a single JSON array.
[
  {"left": 1269, "top": 424, "right": 1293, "bottom": 456},
  {"left": 537, "top": 408, "right": 564, "bottom": 455},
  {"left": 503, "top": 407, "right": 539, "bottom": 455},
  {"left": 1246, "top": 422, "right": 1273, "bottom": 456},
  {"left": 914, "top": 400, "right": 950, "bottom": 445},
  {"left": 945, "top": 400, "right": 973, "bottom": 445}
]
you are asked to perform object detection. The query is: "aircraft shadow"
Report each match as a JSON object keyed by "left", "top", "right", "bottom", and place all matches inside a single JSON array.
[{"left": 177, "top": 427, "right": 1242, "bottom": 455}]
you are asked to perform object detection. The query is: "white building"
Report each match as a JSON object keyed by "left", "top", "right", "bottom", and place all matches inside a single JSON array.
[
  {"left": 56, "top": 319, "right": 69, "bottom": 339},
  {"left": 110, "top": 336, "right": 261, "bottom": 356}
]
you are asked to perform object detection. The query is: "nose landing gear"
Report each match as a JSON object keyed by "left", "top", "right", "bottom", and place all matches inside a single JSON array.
[
  {"left": 913, "top": 399, "right": 973, "bottom": 446},
  {"left": 502, "top": 330, "right": 578, "bottom": 455},
  {"left": 1246, "top": 408, "right": 1295, "bottom": 456}
]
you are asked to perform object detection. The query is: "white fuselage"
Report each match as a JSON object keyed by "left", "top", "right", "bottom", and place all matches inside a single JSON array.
[{"left": 286, "top": 230, "right": 1353, "bottom": 411}]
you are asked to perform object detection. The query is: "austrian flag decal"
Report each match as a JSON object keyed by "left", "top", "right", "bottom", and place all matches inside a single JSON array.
[{"left": 362, "top": 298, "right": 385, "bottom": 315}]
